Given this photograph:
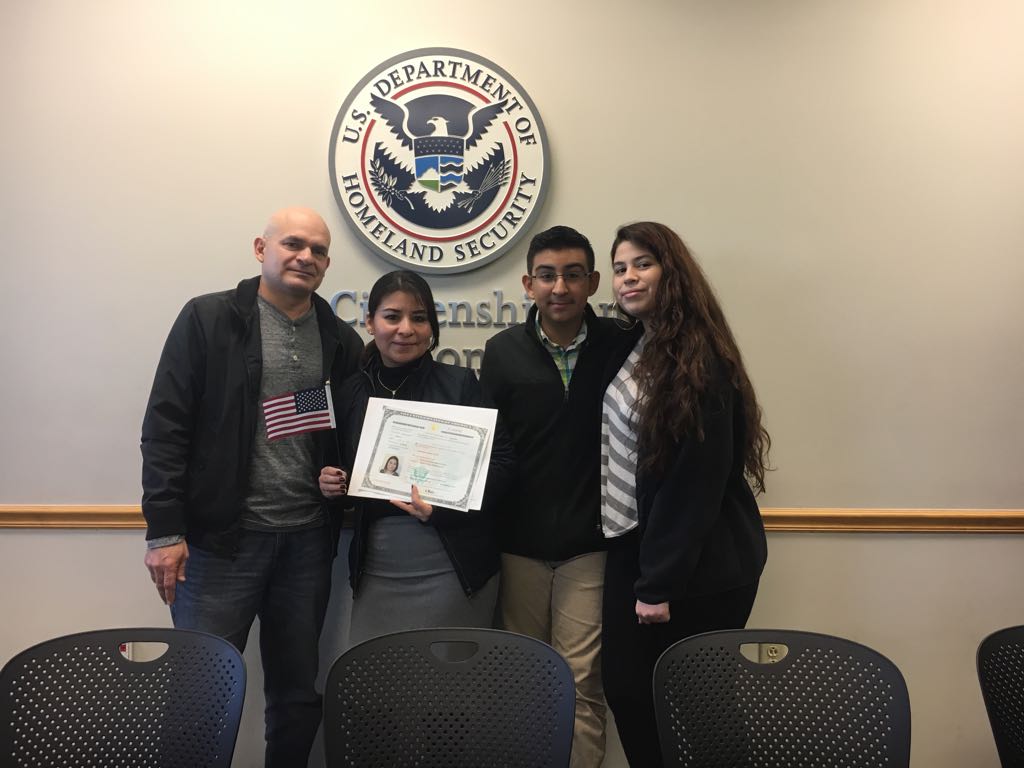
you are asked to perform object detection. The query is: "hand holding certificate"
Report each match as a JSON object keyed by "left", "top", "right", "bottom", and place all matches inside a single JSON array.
[{"left": 347, "top": 397, "right": 498, "bottom": 512}]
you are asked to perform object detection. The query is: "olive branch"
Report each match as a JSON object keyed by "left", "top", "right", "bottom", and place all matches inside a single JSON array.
[{"left": 369, "top": 155, "right": 414, "bottom": 212}]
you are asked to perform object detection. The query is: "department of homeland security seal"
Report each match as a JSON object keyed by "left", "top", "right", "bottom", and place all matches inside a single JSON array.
[{"left": 329, "top": 48, "right": 549, "bottom": 274}]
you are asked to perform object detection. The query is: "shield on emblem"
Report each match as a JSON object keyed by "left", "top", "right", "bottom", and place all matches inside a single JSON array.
[{"left": 414, "top": 135, "right": 464, "bottom": 191}]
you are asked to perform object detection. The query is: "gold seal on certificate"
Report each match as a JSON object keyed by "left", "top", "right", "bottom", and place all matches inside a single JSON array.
[{"left": 347, "top": 397, "right": 498, "bottom": 511}]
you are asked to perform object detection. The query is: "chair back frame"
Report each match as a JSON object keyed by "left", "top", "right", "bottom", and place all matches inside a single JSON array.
[
  {"left": 978, "top": 624, "right": 1024, "bottom": 767},
  {"left": 654, "top": 628, "right": 911, "bottom": 768},
  {"left": 0, "top": 627, "right": 245, "bottom": 768},
  {"left": 324, "top": 627, "right": 575, "bottom": 768}
]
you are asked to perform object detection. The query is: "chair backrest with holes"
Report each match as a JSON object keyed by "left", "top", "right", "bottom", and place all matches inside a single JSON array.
[
  {"left": 0, "top": 627, "right": 245, "bottom": 768},
  {"left": 653, "top": 628, "right": 911, "bottom": 768},
  {"left": 978, "top": 624, "right": 1024, "bottom": 768},
  {"left": 323, "top": 627, "right": 575, "bottom": 768}
]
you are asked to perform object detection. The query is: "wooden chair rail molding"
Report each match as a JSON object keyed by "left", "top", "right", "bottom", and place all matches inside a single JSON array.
[{"left": 1, "top": 505, "right": 1023, "bottom": 533}]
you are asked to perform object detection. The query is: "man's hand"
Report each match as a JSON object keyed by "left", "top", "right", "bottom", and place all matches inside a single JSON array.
[
  {"left": 636, "top": 599, "right": 671, "bottom": 624},
  {"left": 144, "top": 541, "right": 189, "bottom": 605}
]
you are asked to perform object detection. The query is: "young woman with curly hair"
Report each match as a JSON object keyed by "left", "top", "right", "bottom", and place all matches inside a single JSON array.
[{"left": 600, "top": 222, "right": 771, "bottom": 767}]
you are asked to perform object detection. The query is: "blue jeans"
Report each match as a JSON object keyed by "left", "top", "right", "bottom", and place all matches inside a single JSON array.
[{"left": 171, "top": 525, "right": 333, "bottom": 768}]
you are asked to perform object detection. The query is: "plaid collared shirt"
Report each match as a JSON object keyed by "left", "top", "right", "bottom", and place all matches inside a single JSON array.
[{"left": 536, "top": 313, "right": 588, "bottom": 392}]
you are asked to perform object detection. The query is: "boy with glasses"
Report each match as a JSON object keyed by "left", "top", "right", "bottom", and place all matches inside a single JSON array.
[{"left": 481, "top": 225, "right": 621, "bottom": 767}]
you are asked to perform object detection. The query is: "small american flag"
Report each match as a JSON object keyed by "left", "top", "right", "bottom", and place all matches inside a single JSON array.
[{"left": 262, "top": 383, "right": 336, "bottom": 441}]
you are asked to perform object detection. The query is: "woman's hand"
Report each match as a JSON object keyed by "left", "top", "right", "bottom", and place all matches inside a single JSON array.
[
  {"left": 636, "top": 599, "right": 671, "bottom": 624},
  {"left": 319, "top": 466, "right": 348, "bottom": 498},
  {"left": 390, "top": 484, "right": 433, "bottom": 522}
]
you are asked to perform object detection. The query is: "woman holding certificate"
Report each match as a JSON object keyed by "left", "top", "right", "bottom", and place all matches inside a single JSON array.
[
  {"left": 319, "top": 270, "right": 513, "bottom": 645},
  {"left": 600, "top": 222, "right": 771, "bottom": 767}
]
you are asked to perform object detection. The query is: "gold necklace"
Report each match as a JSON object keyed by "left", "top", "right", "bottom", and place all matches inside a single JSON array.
[{"left": 376, "top": 369, "right": 411, "bottom": 398}]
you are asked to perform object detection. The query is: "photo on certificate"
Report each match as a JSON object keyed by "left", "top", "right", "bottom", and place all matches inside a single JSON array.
[{"left": 347, "top": 397, "right": 498, "bottom": 512}]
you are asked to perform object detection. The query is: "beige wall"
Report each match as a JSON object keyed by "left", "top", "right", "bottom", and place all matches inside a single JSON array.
[{"left": 1, "top": 1, "right": 1023, "bottom": 766}]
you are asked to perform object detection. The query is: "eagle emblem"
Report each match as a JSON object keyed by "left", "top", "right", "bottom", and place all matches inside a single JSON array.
[
  {"left": 367, "top": 92, "right": 512, "bottom": 227},
  {"left": 329, "top": 48, "right": 549, "bottom": 274}
]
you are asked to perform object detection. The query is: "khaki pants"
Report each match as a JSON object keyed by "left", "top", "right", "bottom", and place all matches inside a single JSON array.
[{"left": 499, "top": 551, "right": 607, "bottom": 768}]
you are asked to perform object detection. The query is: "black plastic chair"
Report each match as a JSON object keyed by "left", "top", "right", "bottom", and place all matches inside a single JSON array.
[
  {"left": 323, "top": 627, "right": 575, "bottom": 767},
  {"left": 653, "top": 628, "right": 911, "bottom": 767},
  {"left": 978, "top": 625, "right": 1024, "bottom": 767},
  {"left": 0, "top": 627, "right": 245, "bottom": 768}
]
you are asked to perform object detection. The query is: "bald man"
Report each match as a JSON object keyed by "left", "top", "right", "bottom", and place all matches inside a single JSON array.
[{"left": 141, "top": 207, "right": 362, "bottom": 766}]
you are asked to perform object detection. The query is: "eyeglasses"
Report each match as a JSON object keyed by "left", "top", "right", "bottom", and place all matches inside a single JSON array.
[{"left": 529, "top": 270, "right": 592, "bottom": 286}]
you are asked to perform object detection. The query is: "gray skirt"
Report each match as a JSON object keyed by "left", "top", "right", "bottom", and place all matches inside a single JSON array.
[{"left": 349, "top": 515, "right": 499, "bottom": 646}]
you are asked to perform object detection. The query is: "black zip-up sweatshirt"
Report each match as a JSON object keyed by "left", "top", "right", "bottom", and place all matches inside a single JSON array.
[{"left": 480, "top": 304, "right": 624, "bottom": 561}]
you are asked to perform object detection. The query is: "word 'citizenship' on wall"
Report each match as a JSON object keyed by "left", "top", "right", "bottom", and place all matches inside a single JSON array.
[{"left": 330, "top": 289, "right": 618, "bottom": 369}]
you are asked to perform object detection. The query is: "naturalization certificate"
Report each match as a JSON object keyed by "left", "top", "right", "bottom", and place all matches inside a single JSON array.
[{"left": 347, "top": 397, "right": 498, "bottom": 512}]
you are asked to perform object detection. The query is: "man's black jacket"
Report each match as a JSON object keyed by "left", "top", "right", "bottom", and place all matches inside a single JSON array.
[
  {"left": 141, "top": 276, "right": 363, "bottom": 555},
  {"left": 480, "top": 304, "right": 622, "bottom": 561}
]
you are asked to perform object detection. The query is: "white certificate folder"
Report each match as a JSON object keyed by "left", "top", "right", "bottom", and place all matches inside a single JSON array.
[{"left": 348, "top": 397, "right": 497, "bottom": 512}]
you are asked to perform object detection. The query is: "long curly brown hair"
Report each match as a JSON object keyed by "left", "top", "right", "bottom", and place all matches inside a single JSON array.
[{"left": 612, "top": 222, "right": 771, "bottom": 492}]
